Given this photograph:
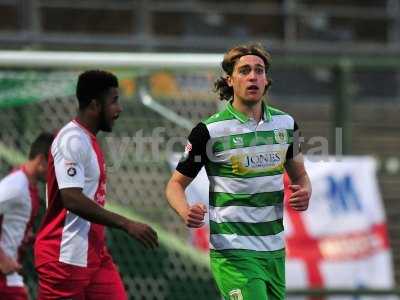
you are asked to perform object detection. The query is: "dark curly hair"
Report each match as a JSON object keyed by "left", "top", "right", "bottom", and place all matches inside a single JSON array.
[
  {"left": 76, "top": 70, "right": 119, "bottom": 110},
  {"left": 214, "top": 43, "right": 272, "bottom": 101}
]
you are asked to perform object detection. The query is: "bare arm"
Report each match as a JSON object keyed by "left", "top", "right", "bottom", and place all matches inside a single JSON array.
[
  {"left": 284, "top": 153, "right": 312, "bottom": 211},
  {"left": 0, "top": 193, "right": 22, "bottom": 274},
  {"left": 165, "top": 171, "right": 207, "bottom": 228},
  {"left": 0, "top": 246, "right": 21, "bottom": 274},
  {"left": 61, "top": 188, "right": 158, "bottom": 248}
]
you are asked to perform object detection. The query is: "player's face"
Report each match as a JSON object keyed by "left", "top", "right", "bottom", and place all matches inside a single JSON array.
[
  {"left": 98, "top": 87, "right": 122, "bottom": 132},
  {"left": 37, "top": 154, "right": 48, "bottom": 182},
  {"left": 228, "top": 55, "right": 268, "bottom": 105}
]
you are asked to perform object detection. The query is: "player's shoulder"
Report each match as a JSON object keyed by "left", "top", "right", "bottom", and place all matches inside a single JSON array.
[
  {"left": 267, "top": 105, "right": 296, "bottom": 128},
  {"left": 0, "top": 170, "right": 28, "bottom": 202},
  {"left": 53, "top": 121, "right": 91, "bottom": 151},
  {"left": 56, "top": 121, "right": 87, "bottom": 139},
  {"left": 188, "top": 122, "right": 210, "bottom": 142},
  {"left": 202, "top": 105, "right": 236, "bottom": 126},
  {"left": 267, "top": 105, "right": 292, "bottom": 117},
  {"left": 268, "top": 105, "right": 295, "bottom": 120}
]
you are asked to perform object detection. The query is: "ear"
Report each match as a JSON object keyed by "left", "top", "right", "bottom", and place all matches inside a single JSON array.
[
  {"left": 31, "top": 153, "right": 45, "bottom": 166},
  {"left": 88, "top": 99, "right": 101, "bottom": 113},
  {"left": 37, "top": 153, "right": 48, "bottom": 164},
  {"left": 226, "top": 76, "right": 233, "bottom": 87}
]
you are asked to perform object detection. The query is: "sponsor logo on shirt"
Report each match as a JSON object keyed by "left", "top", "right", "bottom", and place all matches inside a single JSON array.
[
  {"left": 229, "top": 289, "right": 243, "bottom": 300},
  {"left": 96, "top": 182, "right": 106, "bottom": 206},
  {"left": 64, "top": 161, "right": 77, "bottom": 167},
  {"left": 232, "top": 136, "right": 244, "bottom": 147},
  {"left": 230, "top": 150, "right": 285, "bottom": 175},
  {"left": 244, "top": 152, "right": 281, "bottom": 168},
  {"left": 67, "top": 167, "right": 77, "bottom": 177}
]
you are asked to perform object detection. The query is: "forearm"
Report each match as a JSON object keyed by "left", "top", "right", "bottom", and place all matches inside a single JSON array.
[
  {"left": 0, "top": 245, "right": 20, "bottom": 274},
  {"left": 62, "top": 192, "right": 128, "bottom": 230},
  {"left": 290, "top": 171, "right": 312, "bottom": 192},
  {"left": 165, "top": 180, "right": 190, "bottom": 220},
  {"left": 0, "top": 246, "right": 9, "bottom": 264},
  {"left": 285, "top": 154, "right": 312, "bottom": 192}
]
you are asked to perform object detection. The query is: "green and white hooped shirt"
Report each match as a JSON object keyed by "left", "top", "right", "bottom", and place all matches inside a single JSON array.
[{"left": 176, "top": 101, "right": 299, "bottom": 259}]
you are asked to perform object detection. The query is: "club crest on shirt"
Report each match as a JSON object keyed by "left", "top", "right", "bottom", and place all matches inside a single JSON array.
[
  {"left": 67, "top": 167, "right": 77, "bottom": 177},
  {"left": 274, "top": 128, "right": 288, "bottom": 144},
  {"left": 229, "top": 289, "right": 243, "bottom": 300}
]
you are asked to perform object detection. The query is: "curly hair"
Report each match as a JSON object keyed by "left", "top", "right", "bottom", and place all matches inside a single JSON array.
[
  {"left": 214, "top": 43, "right": 272, "bottom": 101},
  {"left": 76, "top": 70, "right": 119, "bottom": 110}
]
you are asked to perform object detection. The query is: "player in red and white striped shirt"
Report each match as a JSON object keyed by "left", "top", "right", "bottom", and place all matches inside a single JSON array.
[
  {"left": 0, "top": 132, "right": 53, "bottom": 300},
  {"left": 35, "top": 70, "right": 158, "bottom": 300}
]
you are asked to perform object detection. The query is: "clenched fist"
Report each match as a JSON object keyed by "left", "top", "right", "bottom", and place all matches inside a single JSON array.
[
  {"left": 288, "top": 184, "right": 311, "bottom": 211},
  {"left": 183, "top": 203, "right": 207, "bottom": 228}
]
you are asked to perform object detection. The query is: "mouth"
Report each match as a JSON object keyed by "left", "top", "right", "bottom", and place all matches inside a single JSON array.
[{"left": 247, "top": 85, "right": 259, "bottom": 93}]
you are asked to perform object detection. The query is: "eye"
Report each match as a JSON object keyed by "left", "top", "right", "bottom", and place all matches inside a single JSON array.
[
  {"left": 255, "top": 67, "right": 265, "bottom": 74},
  {"left": 238, "top": 66, "right": 251, "bottom": 75}
]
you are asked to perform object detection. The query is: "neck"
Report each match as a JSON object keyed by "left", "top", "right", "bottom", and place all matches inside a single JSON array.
[
  {"left": 232, "top": 98, "right": 263, "bottom": 122},
  {"left": 23, "top": 160, "right": 38, "bottom": 185},
  {"left": 76, "top": 111, "right": 98, "bottom": 135}
]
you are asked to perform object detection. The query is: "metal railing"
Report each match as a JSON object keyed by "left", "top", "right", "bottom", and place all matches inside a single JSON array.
[{"left": 1, "top": 0, "right": 400, "bottom": 53}]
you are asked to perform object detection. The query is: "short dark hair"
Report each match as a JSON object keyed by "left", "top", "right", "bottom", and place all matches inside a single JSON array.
[
  {"left": 76, "top": 70, "right": 119, "bottom": 110},
  {"left": 214, "top": 43, "right": 272, "bottom": 101},
  {"left": 29, "top": 132, "right": 54, "bottom": 160}
]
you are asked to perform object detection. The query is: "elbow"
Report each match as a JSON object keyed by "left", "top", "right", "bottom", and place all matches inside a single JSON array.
[
  {"left": 59, "top": 190, "right": 79, "bottom": 212},
  {"left": 165, "top": 179, "right": 174, "bottom": 204},
  {"left": 165, "top": 178, "right": 185, "bottom": 204}
]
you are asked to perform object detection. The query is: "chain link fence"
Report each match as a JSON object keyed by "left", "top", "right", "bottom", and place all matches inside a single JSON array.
[{"left": 0, "top": 62, "right": 399, "bottom": 299}]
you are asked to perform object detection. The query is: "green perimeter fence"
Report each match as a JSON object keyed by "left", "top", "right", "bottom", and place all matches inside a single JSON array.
[{"left": 0, "top": 51, "right": 399, "bottom": 299}]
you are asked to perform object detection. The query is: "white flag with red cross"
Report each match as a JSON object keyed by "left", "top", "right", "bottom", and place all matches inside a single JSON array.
[{"left": 285, "top": 156, "right": 396, "bottom": 300}]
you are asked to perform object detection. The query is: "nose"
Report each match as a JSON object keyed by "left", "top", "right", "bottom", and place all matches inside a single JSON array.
[
  {"left": 248, "top": 70, "right": 257, "bottom": 81},
  {"left": 117, "top": 103, "right": 123, "bottom": 113}
]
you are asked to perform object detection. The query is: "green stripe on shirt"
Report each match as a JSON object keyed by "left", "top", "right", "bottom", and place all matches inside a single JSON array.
[
  {"left": 210, "top": 219, "right": 284, "bottom": 236},
  {"left": 209, "top": 191, "right": 284, "bottom": 207}
]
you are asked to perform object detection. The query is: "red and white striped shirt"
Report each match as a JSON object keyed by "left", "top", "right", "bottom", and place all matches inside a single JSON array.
[
  {"left": 0, "top": 166, "right": 39, "bottom": 287},
  {"left": 35, "top": 119, "right": 107, "bottom": 268}
]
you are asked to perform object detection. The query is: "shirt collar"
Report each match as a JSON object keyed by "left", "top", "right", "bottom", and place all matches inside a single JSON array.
[
  {"left": 73, "top": 118, "right": 96, "bottom": 140},
  {"left": 226, "top": 101, "right": 271, "bottom": 123}
]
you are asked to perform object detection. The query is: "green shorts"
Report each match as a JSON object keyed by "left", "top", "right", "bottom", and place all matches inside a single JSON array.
[{"left": 210, "top": 253, "right": 285, "bottom": 300}]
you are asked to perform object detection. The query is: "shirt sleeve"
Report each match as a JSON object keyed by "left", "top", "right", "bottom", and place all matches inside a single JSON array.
[
  {"left": 53, "top": 130, "right": 88, "bottom": 189},
  {"left": 286, "top": 121, "right": 301, "bottom": 161},
  {"left": 176, "top": 122, "right": 210, "bottom": 178},
  {"left": 0, "top": 185, "right": 19, "bottom": 215}
]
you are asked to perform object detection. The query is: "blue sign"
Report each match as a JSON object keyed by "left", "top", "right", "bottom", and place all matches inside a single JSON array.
[{"left": 326, "top": 175, "right": 362, "bottom": 214}]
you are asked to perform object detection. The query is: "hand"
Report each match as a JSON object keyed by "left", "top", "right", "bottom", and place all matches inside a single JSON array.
[
  {"left": 183, "top": 203, "right": 207, "bottom": 228},
  {"left": 21, "top": 228, "right": 35, "bottom": 249},
  {"left": 288, "top": 185, "right": 311, "bottom": 211},
  {"left": 0, "top": 254, "right": 21, "bottom": 275},
  {"left": 123, "top": 220, "right": 158, "bottom": 249}
]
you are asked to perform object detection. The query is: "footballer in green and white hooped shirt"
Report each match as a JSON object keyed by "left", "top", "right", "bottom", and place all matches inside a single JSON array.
[{"left": 166, "top": 43, "right": 312, "bottom": 300}]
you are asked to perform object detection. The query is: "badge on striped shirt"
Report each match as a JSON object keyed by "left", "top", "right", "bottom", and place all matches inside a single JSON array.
[{"left": 229, "top": 289, "right": 243, "bottom": 300}]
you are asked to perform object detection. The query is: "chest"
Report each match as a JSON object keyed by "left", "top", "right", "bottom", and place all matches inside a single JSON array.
[{"left": 207, "top": 121, "right": 292, "bottom": 176}]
